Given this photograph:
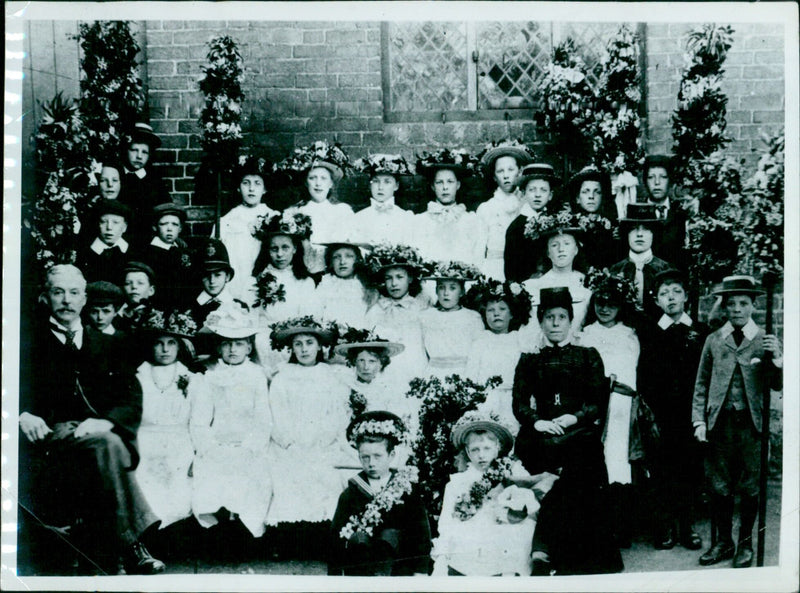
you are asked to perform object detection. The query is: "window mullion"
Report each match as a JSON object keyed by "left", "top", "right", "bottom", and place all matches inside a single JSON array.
[{"left": 466, "top": 22, "right": 477, "bottom": 111}]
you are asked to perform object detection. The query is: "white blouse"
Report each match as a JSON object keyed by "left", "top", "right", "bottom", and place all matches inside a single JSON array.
[
  {"left": 313, "top": 274, "right": 373, "bottom": 327},
  {"left": 475, "top": 188, "right": 522, "bottom": 280},
  {"left": 420, "top": 307, "right": 484, "bottom": 378},
  {"left": 351, "top": 201, "right": 416, "bottom": 246},
  {"left": 412, "top": 203, "right": 486, "bottom": 266}
]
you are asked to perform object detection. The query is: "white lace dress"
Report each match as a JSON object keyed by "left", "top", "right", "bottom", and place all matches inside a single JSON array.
[
  {"left": 190, "top": 359, "right": 273, "bottom": 537},
  {"left": 296, "top": 199, "right": 355, "bottom": 274},
  {"left": 313, "top": 274, "right": 373, "bottom": 328},
  {"left": 135, "top": 361, "right": 202, "bottom": 528},
  {"left": 266, "top": 362, "right": 352, "bottom": 525},
  {"left": 475, "top": 188, "right": 522, "bottom": 280},
  {"left": 351, "top": 201, "right": 416, "bottom": 246},
  {"left": 420, "top": 307, "right": 485, "bottom": 379},
  {"left": 412, "top": 203, "right": 486, "bottom": 266}
]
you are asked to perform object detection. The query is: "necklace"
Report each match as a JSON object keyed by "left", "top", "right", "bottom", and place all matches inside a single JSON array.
[{"left": 151, "top": 363, "right": 177, "bottom": 392}]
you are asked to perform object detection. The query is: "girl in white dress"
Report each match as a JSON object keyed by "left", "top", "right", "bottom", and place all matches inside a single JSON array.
[
  {"left": 135, "top": 310, "right": 205, "bottom": 529},
  {"left": 475, "top": 140, "right": 534, "bottom": 280},
  {"left": 191, "top": 303, "right": 272, "bottom": 538},
  {"left": 419, "top": 261, "right": 485, "bottom": 378},
  {"left": 351, "top": 154, "right": 416, "bottom": 245},
  {"left": 464, "top": 279, "right": 535, "bottom": 435},
  {"left": 214, "top": 155, "right": 276, "bottom": 303},
  {"left": 313, "top": 241, "right": 374, "bottom": 328},
  {"left": 265, "top": 317, "right": 351, "bottom": 544},
  {"left": 412, "top": 150, "right": 486, "bottom": 266},
  {"left": 275, "top": 141, "right": 355, "bottom": 274},
  {"left": 363, "top": 244, "right": 431, "bottom": 384}
]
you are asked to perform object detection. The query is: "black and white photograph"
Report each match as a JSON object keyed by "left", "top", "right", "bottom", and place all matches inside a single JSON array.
[{"left": 3, "top": 2, "right": 798, "bottom": 591}]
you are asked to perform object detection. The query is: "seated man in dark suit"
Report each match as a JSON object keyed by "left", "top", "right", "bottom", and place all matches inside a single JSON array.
[{"left": 18, "top": 264, "right": 165, "bottom": 575}]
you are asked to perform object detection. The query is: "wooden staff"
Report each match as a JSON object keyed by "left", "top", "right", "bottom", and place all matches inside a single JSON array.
[
  {"left": 214, "top": 170, "right": 221, "bottom": 239},
  {"left": 756, "top": 271, "right": 777, "bottom": 566}
]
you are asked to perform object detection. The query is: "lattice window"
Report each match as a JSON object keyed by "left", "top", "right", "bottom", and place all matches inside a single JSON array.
[{"left": 383, "top": 21, "right": 635, "bottom": 122}]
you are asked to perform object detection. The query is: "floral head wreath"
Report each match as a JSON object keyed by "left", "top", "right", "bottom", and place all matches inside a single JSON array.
[
  {"left": 235, "top": 154, "right": 271, "bottom": 182},
  {"left": 415, "top": 148, "right": 481, "bottom": 178},
  {"left": 523, "top": 204, "right": 583, "bottom": 242},
  {"left": 270, "top": 315, "right": 338, "bottom": 351},
  {"left": 353, "top": 153, "right": 414, "bottom": 177},
  {"left": 365, "top": 243, "right": 426, "bottom": 277},
  {"left": 423, "top": 260, "right": 485, "bottom": 283},
  {"left": 346, "top": 411, "right": 408, "bottom": 448},
  {"left": 273, "top": 140, "right": 351, "bottom": 181},
  {"left": 585, "top": 267, "right": 641, "bottom": 310},
  {"left": 463, "top": 278, "right": 533, "bottom": 326},
  {"left": 253, "top": 270, "right": 287, "bottom": 309},
  {"left": 252, "top": 208, "right": 313, "bottom": 242},
  {"left": 141, "top": 308, "right": 198, "bottom": 339}
]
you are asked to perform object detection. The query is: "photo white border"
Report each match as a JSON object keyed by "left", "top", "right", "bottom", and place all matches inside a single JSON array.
[{"left": 3, "top": 2, "right": 798, "bottom": 591}]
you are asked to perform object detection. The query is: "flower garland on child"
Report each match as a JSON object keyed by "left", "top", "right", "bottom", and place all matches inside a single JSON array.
[
  {"left": 453, "top": 456, "right": 516, "bottom": 521},
  {"left": 339, "top": 466, "right": 419, "bottom": 540},
  {"left": 254, "top": 270, "right": 286, "bottom": 308}
]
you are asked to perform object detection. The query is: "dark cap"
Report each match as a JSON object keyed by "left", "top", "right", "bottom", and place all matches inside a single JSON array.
[
  {"left": 643, "top": 154, "right": 673, "bottom": 175},
  {"left": 653, "top": 267, "right": 687, "bottom": 291},
  {"left": 539, "top": 286, "right": 573, "bottom": 313},
  {"left": 86, "top": 281, "right": 125, "bottom": 308},
  {"left": 152, "top": 202, "right": 187, "bottom": 224},
  {"left": 123, "top": 261, "right": 156, "bottom": 284},
  {"left": 94, "top": 199, "right": 132, "bottom": 221}
]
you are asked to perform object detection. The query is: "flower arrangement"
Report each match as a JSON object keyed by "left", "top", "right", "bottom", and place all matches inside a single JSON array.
[
  {"left": 252, "top": 208, "right": 313, "bottom": 242},
  {"left": 364, "top": 243, "right": 426, "bottom": 278},
  {"left": 685, "top": 214, "right": 738, "bottom": 282},
  {"left": 269, "top": 315, "right": 338, "bottom": 351},
  {"left": 406, "top": 374, "right": 502, "bottom": 516},
  {"left": 592, "top": 24, "right": 644, "bottom": 174},
  {"left": 347, "top": 416, "right": 409, "bottom": 448},
  {"left": 353, "top": 153, "right": 414, "bottom": 176},
  {"left": 425, "top": 260, "right": 484, "bottom": 282},
  {"left": 463, "top": 279, "right": 533, "bottom": 326},
  {"left": 198, "top": 36, "right": 245, "bottom": 176},
  {"left": 339, "top": 466, "right": 419, "bottom": 541},
  {"left": 453, "top": 455, "right": 516, "bottom": 521},
  {"left": 415, "top": 148, "right": 481, "bottom": 176},
  {"left": 75, "top": 21, "right": 146, "bottom": 163},
  {"left": 176, "top": 374, "right": 190, "bottom": 399},
  {"left": 348, "top": 389, "right": 368, "bottom": 419},
  {"left": 585, "top": 267, "right": 640, "bottom": 309},
  {"left": 253, "top": 271, "right": 286, "bottom": 309},
  {"left": 274, "top": 140, "right": 351, "bottom": 177},
  {"left": 523, "top": 204, "right": 578, "bottom": 241}
]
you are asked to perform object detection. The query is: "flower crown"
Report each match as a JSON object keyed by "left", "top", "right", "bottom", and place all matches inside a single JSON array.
[
  {"left": 347, "top": 418, "right": 408, "bottom": 448},
  {"left": 415, "top": 148, "right": 481, "bottom": 176},
  {"left": 252, "top": 208, "right": 313, "bottom": 242},
  {"left": 235, "top": 154, "right": 271, "bottom": 180},
  {"left": 585, "top": 267, "right": 641, "bottom": 309},
  {"left": 273, "top": 141, "right": 351, "bottom": 176},
  {"left": 426, "top": 260, "right": 484, "bottom": 282},
  {"left": 463, "top": 278, "right": 533, "bottom": 325},
  {"left": 365, "top": 243, "right": 426, "bottom": 277},
  {"left": 253, "top": 271, "right": 286, "bottom": 308},
  {"left": 269, "top": 315, "right": 338, "bottom": 351},
  {"left": 142, "top": 308, "right": 198, "bottom": 337},
  {"left": 523, "top": 204, "right": 580, "bottom": 241},
  {"left": 353, "top": 153, "right": 414, "bottom": 176}
]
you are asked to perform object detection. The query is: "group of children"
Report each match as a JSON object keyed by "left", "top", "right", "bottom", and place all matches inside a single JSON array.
[{"left": 56, "top": 130, "right": 781, "bottom": 576}]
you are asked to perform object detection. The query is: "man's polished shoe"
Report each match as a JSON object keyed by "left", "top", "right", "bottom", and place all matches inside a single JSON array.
[
  {"left": 124, "top": 541, "right": 166, "bottom": 575},
  {"left": 699, "top": 540, "right": 735, "bottom": 566},
  {"left": 654, "top": 526, "right": 677, "bottom": 550},
  {"left": 679, "top": 528, "right": 703, "bottom": 550},
  {"left": 733, "top": 545, "right": 753, "bottom": 568}
]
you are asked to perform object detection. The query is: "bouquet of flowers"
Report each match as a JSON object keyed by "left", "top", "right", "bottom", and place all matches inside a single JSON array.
[
  {"left": 523, "top": 204, "right": 578, "bottom": 241},
  {"left": 575, "top": 211, "right": 613, "bottom": 235},
  {"left": 252, "top": 208, "right": 313, "bottom": 242},
  {"left": 348, "top": 389, "right": 368, "bottom": 419},
  {"left": 253, "top": 270, "right": 286, "bottom": 309},
  {"left": 406, "top": 374, "right": 502, "bottom": 516},
  {"left": 453, "top": 455, "right": 516, "bottom": 521},
  {"left": 353, "top": 153, "right": 414, "bottom": 176},
  {"left": 416, "top": 148, "right": 481, "bottom": 175},
  {"left": 273, "top": 140, "right": 351, "bottom": 177}
]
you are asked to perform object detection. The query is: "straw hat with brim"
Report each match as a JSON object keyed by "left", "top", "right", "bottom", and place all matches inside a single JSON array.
[
  {"left": 142, "top": 318, "right": 198, "bottom": 340},
  {"left": 199, "top": 305, "right": 260, "bottom": 340},
  {"left": 128, "top": 122, "right": 162, "bottom": 150},
  {"left": 516, "top": 163, "right": 560, "bottom": 190},
  {"left": 712, "top": 275, "right": 765, "bottom": 299},
  {"left": 418, "top": 161, "right": 470, "bottom": 179},
  {"left": 307, "top": 160, "right": 344, "bottom": 183},
  {"left": 272, "top": 323, "right": 334, "bottom": 345},
  {"left": 152, "top": 202, "right": 187, "bottom": 224},
  {"left": 318, "top": 240, "right": 374, "bottom": 252},
  {"left": 481, "top": 146, "right": 533, "bottom": 169},
  {"left": 334, "top": 340, "right": 405, "bottom": 358},
  {"left": 619, "top": 203, "right": 661, "bottom": 230},
  {"left": 451, "top": 414, "right": 514, "bottom": 456}
]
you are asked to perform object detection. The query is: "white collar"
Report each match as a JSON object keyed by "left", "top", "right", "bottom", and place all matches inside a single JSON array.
[
  {"left": 150, "top": 236, "right": 175, "bottom": 250},
  {"left": 49, "top": 315, "right": 82, "bottom": 333},
  {"left": 720, "top": 319, "right": 759, "bottom": 341},
  {"left": 658, "top": 312, "right": 693, "bottom": 329},
  {"left": 544, "top": 337, "right": 571, "bottom": 348},
  {"left": 101, "top": 324, "right": 117, "bottom": 335},
  {"left": 628, "top": 249, "right": 654, "bottom": 267},
  {"left": 49, "top": 316, "right": 84, "bottom": 347},
  {"left": 196, "top": 286, "right": 234, "bottom": 305},
  {"left": 126, "top": 167, "right": 147, "bottom": 179},
  {"left": 90, "top": 236, "right": 129, "bottom": 255},
  {"left": 369, "top": 197, "right": 396, "bottom": 211},
  {"left": 266, "top": 264, "right": 296, "bottom": 279},
  {"left": 519, "top": 203, "right": 547, "bottom": 219},
  {"left": 305, "top": 199, "right": 333, "bottom": 209},
  {"left": 648, "top": 199, "right": 670, "bottom": 212}
]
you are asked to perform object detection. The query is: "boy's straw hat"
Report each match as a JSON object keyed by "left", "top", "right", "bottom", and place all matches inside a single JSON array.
[
  {"left": 451, "top": 410, "right": 514, "bottom": 456},
  {"left": 712, "top": 275, "right": 765, "bottom": 299}
]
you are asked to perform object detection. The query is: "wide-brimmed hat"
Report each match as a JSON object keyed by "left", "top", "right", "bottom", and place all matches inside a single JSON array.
[
  {"left": 619, "top": 203, "right": 661, "bottom": 230},
  {"left": 451, "top": 410, "right": 514, "bottom": 456},
  {"left": 479, "top": 139, "right": 534, "bottom": 171},
  {"left": 141, "top": 308, "right": 199, "bottom": 339},
  {"left": 270, "top": 315, "right": 335, "bottom": 346},
  {"left": 346, "top": 410, "right": 407, "bottom": 448},
  {"left": 463, "top": 279, "right": 533, "bottom": 326},
  {"left": 152, "top": 202, "right": 186, "bottom": 224},
  {"left": 643, "top": 154, "right": 673, "bottom": 176},
  {"left": 86, "top": 281, "right": 125, "bottom": 308},
  {"left": 353, "top": 153, "right": 414, "bottom": 177},
  {"left": 423, "top": 260, "right": 484, "bottom": 283},
  {"left": 252, "top": 208, "right": 313, "bottom": 242},
  {"left": 123, "top": 261, "right": 156, "bottom": 284},
  {"left": 333, "top": 326, "right": 405, "bottom": 358},
  {"left": 539, "top": 286, "right": 574, "bottom": 312},
  {"left": 516, "top": 162, "right": 560, "bottom": 191},
  {"left": 416, "top": 148, "right": 481, "bottom": 179},
  {"left": 94, "top": 198, "right": 132, "bottom": 221},
  {"left": 365, "top": 243, "right": 426, "bottom": 276},
  {"left": 199, "top": 302, "right": 259, "bottom": 339},
  {"left": 274, "top": 141, "right": 350, "bottom": 182},
  {"left": 712, "top": 275, "right": 765, "bottom": 299},
  {"left": 585, "top": 267, "right": 639, "bottom": 309},
  {"left": 126, "top": 122, "right": 162, "bottom": 150},
  {"left": 524, "top": 205, "right": 584, "bottom": 242},
  {"left": 197, "top": 238, "right": 235, "bottom": 278}
]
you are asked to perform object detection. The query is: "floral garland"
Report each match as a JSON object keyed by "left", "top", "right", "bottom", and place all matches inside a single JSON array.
[
  {"left": 274, "top": 140, "right": 351, "bottom": 177},
  {"left": 347, "top": 418, "right": 409, "bottom": 448},
  {"left": 415, "top": 148, "right": 481, "bottom": 176},
  {"left": 339, "top": 466, "right": 419, "bottom": 540},
  {"left": 269, "top": 315, "right": 338, "bottom": 351},
  {"left": 523, "top": 204, "right": 577, "bottom": 241},
  {"left": 453, "top": 456, "right": 516, "bottom": 521},
  {"left": 252, "top": 208, "right": 313, "bottom": 242},
  {"left": 353, "top": 153, "right": 414, "bottom": 176},
  {"left": 364, "top": 243, "right": 426, "bottom": 278},
  {"left": 463, "top": 279, "right": 532, "bottom": 326},
  {"left": 585, "top": 267, "right": 640, "bottom": 309},
  {"left": 348, "top": 389, "right": 368, "bottom": 419},
  {"left": 253, "top": 270, "right": 286, "bottom": 309},
  {"left": 75, "top": 21, "right": 146, "bottom": 163},
  {"left": 425, "top": 260, "right": 484, "bottom": 282},
  {"left": 199, "top": 36, "right": 245, "bottom": 176},
  {"left": 592, "top": 24, "right": 644, "bottom": 174},
  {"left": 407, "top": 374, "right": 502, "bottom": 516}
]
